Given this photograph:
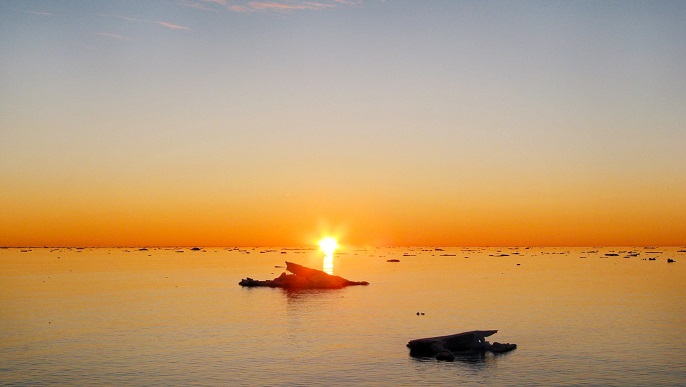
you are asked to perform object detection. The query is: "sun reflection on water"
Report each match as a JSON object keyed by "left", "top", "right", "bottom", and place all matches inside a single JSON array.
[
  {"left": 318, "top": 237, "right": 338, "bottom": 274},
  {"left": 323, "top": 253, "right": 334, "bottom": 274}
]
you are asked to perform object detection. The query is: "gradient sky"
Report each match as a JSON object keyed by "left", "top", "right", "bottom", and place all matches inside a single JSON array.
[{"left": 1, "top": 0, "right": 685, "bottom": 247}]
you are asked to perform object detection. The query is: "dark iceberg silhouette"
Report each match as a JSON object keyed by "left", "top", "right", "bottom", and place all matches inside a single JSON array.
[
  {"left": 407, "top": 330, "right": 517, "bottom": 361},
  {"left": 239, "top": 261, "right": 369, "bottom": 289}
]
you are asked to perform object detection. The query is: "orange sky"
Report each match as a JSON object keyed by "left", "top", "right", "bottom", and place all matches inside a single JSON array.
[{"left": 2, "top": 168, "right": 684, "bottom": 247}]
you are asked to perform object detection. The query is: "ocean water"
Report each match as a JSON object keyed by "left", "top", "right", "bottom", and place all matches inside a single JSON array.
[{"left": 1, "top": 247, "right": 685, "bottom": 386}]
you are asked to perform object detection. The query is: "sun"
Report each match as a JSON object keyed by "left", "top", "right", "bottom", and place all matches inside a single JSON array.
[{"left": 318, "top": 237, "right": 339, "bottom": 256}]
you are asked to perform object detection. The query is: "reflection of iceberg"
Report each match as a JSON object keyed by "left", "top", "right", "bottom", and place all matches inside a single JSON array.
[
  {"left": 323, "top": 254, "right": 334, "bottom": 274},
  {"left": 239, "top": 261, "right": 369, "bottom": 289}
]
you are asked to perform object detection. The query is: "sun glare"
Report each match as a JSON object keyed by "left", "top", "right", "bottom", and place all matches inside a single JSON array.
[{"left": 319, "top": 237, "right": 339, "bottom": 256}]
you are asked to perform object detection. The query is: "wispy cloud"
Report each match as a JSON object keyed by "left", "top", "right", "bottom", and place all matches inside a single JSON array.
[
  {"left": 224, "top": 0, "right": 360, "bottom": 13},
  {"left": 251, "top": 2, "right": 334, "bottom": 11},
  {"left": 102, "top": 14, "right": 191, "bottom": 30},
  {"left": 16, "top": 9, "right": 54, "bottom": 16},
  {"left": 178, "top": 1, "right": 219, "bottom": 12},
  {"left": 334, "top": 0, "right": 362, "bottom": 5},
  {"left": 157, "top": 21, "right": 191, "bottom": 30},
  {"left": 95, "top": 32, "right": 131, "bottom": 41}
]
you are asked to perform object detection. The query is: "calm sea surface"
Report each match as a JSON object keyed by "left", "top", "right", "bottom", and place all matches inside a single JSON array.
[{"left": 1, "top": 247, "right": 685, "bottom": 386}]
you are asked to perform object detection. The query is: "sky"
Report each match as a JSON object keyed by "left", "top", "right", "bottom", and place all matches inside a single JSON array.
[{"left": 1, "top": 0, "right": 685, "bottom": 247}]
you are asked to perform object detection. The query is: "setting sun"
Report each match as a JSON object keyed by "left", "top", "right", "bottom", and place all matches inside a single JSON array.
[{"left": 319, "top": 237, "right": 339, "bottom": 256}]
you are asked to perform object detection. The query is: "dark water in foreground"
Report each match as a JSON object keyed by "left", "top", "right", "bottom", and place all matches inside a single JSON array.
[{"left": 1, "top": 247, "right": 685, "bottom": 386}]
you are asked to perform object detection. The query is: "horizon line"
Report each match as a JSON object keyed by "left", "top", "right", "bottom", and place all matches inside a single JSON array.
[{"left": 2, "top": 245, "right": 684, "bottom": 249}]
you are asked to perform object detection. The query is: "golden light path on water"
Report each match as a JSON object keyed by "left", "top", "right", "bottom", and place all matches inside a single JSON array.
[
  {"left": 323, "top": 255, "right": 334, "bottom": 275},
  {"left": 318, "top": 237, "right": 338, "bottom": 274}
]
